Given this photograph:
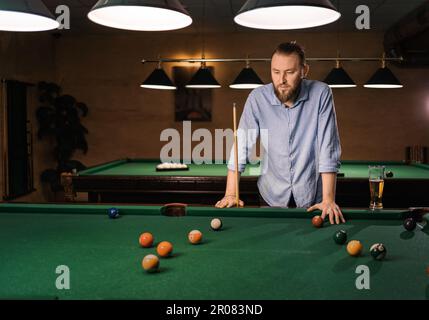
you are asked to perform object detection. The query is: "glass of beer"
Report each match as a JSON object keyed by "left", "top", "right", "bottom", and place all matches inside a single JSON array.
[{"left": 368, "top": 165, "right": 385, "bottom": 210}]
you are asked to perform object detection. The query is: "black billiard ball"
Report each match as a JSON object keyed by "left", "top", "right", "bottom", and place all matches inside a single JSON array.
[
  {"left": 333, "top": 230, "right": 347, "bottom": 245},
  {"left": 403, "top": 218, "right": 416, "bottom": 231},
  {"left": 385, "top": 170, "right": 393, "bottom": 178},
  {"left": 108, "top": 207, "right": 119, "bottom": 219}
]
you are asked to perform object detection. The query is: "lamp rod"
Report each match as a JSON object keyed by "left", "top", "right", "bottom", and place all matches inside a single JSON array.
[{"left": 142, "top": 57, "right": 403, "bottom": 64}]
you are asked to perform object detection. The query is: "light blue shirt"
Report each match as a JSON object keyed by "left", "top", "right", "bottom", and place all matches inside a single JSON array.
[{"left": 228, "top": 79, "right": 342, "bottom": 207}]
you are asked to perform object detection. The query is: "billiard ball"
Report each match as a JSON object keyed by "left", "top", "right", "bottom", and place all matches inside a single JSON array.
[
  {"left": 210, "top": 218, "right": 222, "bottom": 231},
  {"left": 108, "top": 207, "right": 119, "bottom": 219},
  {"left": 333, "top": 230, "right": 347, "bottom": 245},
  {"left": 142, "top": 254, "right": 159, "bottom": 272},
  {"left": 385, "top": 170, "right": 394, "bottom": 178},
  {"left": 370, "top": 243, "right": 387, "bottom": 260},
  {"left": 188, "top": 230, "right": 203, "bottom": 244},
  {"left": 312, "top": 215, "right": 323, "bottom": 228},
  {"left": 403, "top": 218, "right": 416, "bottom": 231},
  {"left": 139, "top": 232, "right": 154, "bottom": 248},
  {"left": 346, "top": 240, "right": 363, "bottom": 257},
  {"left": 426, "top": 266, "right": 429, "bottom": 276},
  {"left": 156, "top": 241, "right": 173, "bottom": 257}
]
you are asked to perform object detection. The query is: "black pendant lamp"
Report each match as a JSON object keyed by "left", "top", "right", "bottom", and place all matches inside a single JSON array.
[
  {"left": 0, "top": 0, "right": 59, "bottom": 32},
  {"left": 141, "top": 64, "right": 176, "bottom": 90},
  {"left": 88, "top": 0, "right": 192, "bottom": 31},
  {"left": 364, "top": 54, "right": 403, "bottom": 89},
  {"left": 186, "top": 63, "right": 221, "bottom": 89},
  {"left": 230, "top": 62, "right": 264, "bottom": 89},
  {"left": 234, "top": 0, "right": 341, "bottom": 30},
  {"left": 186, "top": 0, "right": 220, "bottom": 89},
  {"left": 324, "top": 60, "right": 356, "bottom": 88}
]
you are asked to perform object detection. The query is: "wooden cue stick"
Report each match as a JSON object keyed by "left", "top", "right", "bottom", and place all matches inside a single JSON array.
[{"left": 233, "top": 103, "right": 239, "bottom": 208}]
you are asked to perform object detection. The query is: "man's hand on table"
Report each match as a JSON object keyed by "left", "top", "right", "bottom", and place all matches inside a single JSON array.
[
  {"left": 215, "top": 195, "right": 244, "bottom": 208},
  {"left": 307, "top": 200, "right": 346, "bottom": 224}
]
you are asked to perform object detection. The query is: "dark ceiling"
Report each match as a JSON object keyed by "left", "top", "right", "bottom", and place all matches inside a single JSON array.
[{"left": 42, "top": 0, "right": 428, "bottom": 35}]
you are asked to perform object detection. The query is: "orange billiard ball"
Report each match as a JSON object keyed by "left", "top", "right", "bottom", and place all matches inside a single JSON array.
[
  {"left": 142, "top": 254, "right": 159, "bottom": 272},
  {"left": 157, "top": 241, "right": 173, "bottom": 257},
  {"left": 139, "top": 232, "right": 154, "bottom": 248},
  {"left": 188, "top": 230, "right": 203, "bottom": 244},
  {"left": 347, "top": 240, "right": 363, "bottom": 257},
  {"left": 312, "top": 215, "right": 324, "bottom": 228}
]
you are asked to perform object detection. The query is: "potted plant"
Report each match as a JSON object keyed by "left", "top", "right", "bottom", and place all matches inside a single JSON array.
[{"left": 36, "top": 81, "right": 89, "bottom": 193}]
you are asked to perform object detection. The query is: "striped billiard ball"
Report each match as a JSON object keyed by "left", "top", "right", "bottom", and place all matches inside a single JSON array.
[{"left": 370, "top": 243, "right": 387, "bottom": 260}]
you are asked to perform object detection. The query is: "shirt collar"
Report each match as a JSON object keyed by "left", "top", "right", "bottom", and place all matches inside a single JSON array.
[{"left": 269, "top": 80, "right": 309, "bottom": 107}]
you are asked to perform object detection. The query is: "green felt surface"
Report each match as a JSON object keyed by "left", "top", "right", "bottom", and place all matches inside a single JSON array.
[
  {"left": 78, "top": 159, "right": 429, "bottom": 179},
  {"left": 0, "top": 203, "right": 428, "bottom": 300}
]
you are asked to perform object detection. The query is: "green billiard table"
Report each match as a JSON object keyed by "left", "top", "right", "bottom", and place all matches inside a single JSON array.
[
  {"left": 0, "top": 203, "right": 428, "bottom": 300},
  {"left": 66, "top": 159, "right": 429, "bottom": 208}
]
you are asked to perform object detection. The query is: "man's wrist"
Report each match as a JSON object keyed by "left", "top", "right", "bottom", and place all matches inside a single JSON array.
[{"left": 322, "top": 197, "right": 335, "bottom": 203}]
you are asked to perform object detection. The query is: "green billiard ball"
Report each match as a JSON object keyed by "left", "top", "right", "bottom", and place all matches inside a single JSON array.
[
  {"left": 333, "top": 230, "right": 347, "bottom": 245},
  {"left": 370, "top": 243, "right": 387, "bottom": 260}
]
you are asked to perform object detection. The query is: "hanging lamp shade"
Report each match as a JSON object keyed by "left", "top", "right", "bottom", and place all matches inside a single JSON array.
[
  {"left": 364, "top": 67, "right": 403, "bottom": 88},
  {"left": 234, "top": 0, "right": 341, "bottom": 30},
  {"left": 141, "top": 67, "right": 176, "bottom": 90},
  {"left": 0, "top": 0, "right": 59, "bottom": 32},
  {"left": 230, "top": 67, "right": 264, "bottom": 89},
  {"left": 186, "top": 67, "right": 221, "bottom": 89},
  {"left": 87, "top": 0, "right": 192, "bottom": 31},
  {"left": 323, "top": 66, "right": 356, "bottom": 88}
]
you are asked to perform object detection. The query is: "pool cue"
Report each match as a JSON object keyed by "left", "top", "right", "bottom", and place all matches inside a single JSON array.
[{"left": 233, "top": 103, "right": 239, "bottom": 208}]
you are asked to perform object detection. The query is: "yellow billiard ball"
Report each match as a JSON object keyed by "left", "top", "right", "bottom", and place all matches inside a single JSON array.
[
  {"left": 142, "top": 254, "right": 159, "bottom": 272},
  {"left": 347, "top": 240, "right": 363, "bottom": 257}
]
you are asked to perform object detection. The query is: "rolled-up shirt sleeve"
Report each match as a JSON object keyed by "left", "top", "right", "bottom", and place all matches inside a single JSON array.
[
  {"left": 227, "top": 93, "right": 260, "bottom": 173},
  {"left": 317, "top": 87, "right": 342, "bottom": 173}
]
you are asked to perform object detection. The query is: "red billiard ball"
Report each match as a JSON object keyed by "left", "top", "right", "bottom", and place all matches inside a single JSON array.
[
  {"left": 312, "top": 215, "right": 324, "bottom": 228},
  {"left": 157, "top": 241, "right": 173, "bottom": 257},
  {"left": 139, "top": 232, "right": 154, "bottom": 248}
]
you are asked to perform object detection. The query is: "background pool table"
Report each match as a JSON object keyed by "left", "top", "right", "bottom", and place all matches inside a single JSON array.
[
  {"left": 67, "top": 159, "right": 429, "bottom": 208},
  {"left": 0, "top": 203, "right": 428, "bottom": 300}
]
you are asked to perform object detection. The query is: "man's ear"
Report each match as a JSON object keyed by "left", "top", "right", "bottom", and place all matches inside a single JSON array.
[{"left": 302, "top": 64, "right": 310, "bottom": 78}]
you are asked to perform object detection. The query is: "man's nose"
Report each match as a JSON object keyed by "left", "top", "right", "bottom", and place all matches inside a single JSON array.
[{"left": 281, "top": 73, "right": 287, "bottom": 83}]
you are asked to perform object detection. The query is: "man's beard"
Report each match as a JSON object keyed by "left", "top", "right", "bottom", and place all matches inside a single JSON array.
[{"left": 274, "top": 80, "right": 301, "bottom": 104}]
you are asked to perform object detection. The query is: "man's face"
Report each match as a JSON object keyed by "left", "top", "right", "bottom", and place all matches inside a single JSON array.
[{"left": 271, "top": 52, "right": 305, "bottom": 104}]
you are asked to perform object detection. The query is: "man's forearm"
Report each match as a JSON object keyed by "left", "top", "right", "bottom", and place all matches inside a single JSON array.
[
  {"left": 321, "top": 172, "right": 337, "bottom": 202},
  {"left": 225, "top": 169, "right": 241, "bottom": 196}
]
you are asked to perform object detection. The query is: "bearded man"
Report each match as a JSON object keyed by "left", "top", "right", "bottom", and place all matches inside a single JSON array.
[{"left": 215, "top": 41, "right": 345, "bottom": 225}]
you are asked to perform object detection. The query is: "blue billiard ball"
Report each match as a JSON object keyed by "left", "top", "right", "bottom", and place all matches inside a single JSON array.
[{"left": 108, "top": 207, "right": 119, "bottom": 219}]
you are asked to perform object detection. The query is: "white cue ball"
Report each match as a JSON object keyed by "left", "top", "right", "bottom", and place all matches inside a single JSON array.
[{"left": 210, "top": 218, "right": 222, "bottom": 231}]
